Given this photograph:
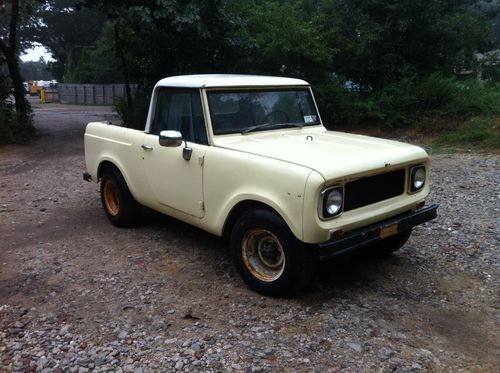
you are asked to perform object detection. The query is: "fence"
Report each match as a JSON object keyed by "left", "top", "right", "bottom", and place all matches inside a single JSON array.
[
  {"left": 58, "top": 84, "right": 137, "bottom": 105},
  {"left": 40, "top": 88, "right": 59, "bottom": 103}
]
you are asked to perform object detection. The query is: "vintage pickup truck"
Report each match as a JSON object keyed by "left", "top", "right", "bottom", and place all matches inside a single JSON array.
[{"left": 84, "top": 74, "right": 438, "bottom": 296}]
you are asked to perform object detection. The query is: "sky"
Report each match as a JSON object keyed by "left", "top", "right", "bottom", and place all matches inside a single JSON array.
[{"left": 20, "top": 44, "right": 55, "bottom": 62}]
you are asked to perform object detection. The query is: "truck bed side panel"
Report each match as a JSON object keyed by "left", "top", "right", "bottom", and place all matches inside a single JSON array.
[{"left": 84, "top": 122, "right": 151, "bottom": 203}]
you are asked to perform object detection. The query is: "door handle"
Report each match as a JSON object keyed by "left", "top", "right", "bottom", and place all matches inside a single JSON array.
[{"left": 141, "top": 144, "right": 153, "bottom": 150}]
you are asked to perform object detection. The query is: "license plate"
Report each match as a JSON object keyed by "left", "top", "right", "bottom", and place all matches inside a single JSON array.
[{"left": 380, "top": 223, "right": 399, "bottom": 239}]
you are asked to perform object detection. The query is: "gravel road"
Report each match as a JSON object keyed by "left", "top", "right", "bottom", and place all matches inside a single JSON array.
[{"left": 0, "top": 100, "right": 498, "bottom": 372}]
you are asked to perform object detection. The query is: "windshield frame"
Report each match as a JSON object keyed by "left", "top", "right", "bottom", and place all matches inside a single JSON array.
[{"left": 205, "top": 86, "right": 323, "bottom": 136}]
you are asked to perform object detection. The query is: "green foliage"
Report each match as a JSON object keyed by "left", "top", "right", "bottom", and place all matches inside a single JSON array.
[
  {"left": 316, "top": 0, "right": 494, "bottom": 89},
  {"left": 227, "top": 0, "right": 333, "bottom": 79},
  {"left": 0, "top": 76, "right": 34, "bottom": 144},
  {"left": 36, "top": 0, "right": 107, "bottom": 81},
  {"left": 0, "top": 110, "right": 34, "bottom": 144},
  {"left": 11, "top": 0, "right": 498, "bottom": 141},
  {"left": 20, "top": 59, "right": 54, "bottom": 81},
  {"left": 323, "top": 74, "right": 500, "bottom": 127},
  {"left": 114, "top": 89, "right": 151, "bottom": 130},
  {"left": 0, "top": 0, "right": 45, "bottom": 52},
  {"left": 224, "top": 0, "right": 498, "bottom": 130},
  {"left": 480, "top": 53, "right": 500, "bottom": 81},
  {"left": 65, "top": 22, "right": 123, "bottom": 83},
  {"left": 79, "top": 0, "right": 240, "bottom": 85},
  {"left": 434, "top": 79, "right": 500, "bottom": 116},
  {"left": 433, "top": 116, "right": 500, "bottom": 150},
  {"left": 312, "top": 78, "right": 367, "bottom": 127}
]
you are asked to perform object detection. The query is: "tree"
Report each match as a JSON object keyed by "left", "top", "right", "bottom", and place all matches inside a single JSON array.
[
  {"left": 35, "top": 0, "right": 106, "bottom": 81},
  {"left": 227, "top": 0, "right": 333, "bottom": 80},
  {"left": 78, "top": 0, "right": 240, "bottom": 82},
  {"left": 20, "top": 58, "right": 54, "bottom": 80},
  {"left": 75, "top": 0, "right": 240, "bottom": 118},
  {"left": 61, "top": 22, "right": 125, "bottom": 84},
  {"left": 0, "top": 0, "right": 33, "bottom": 117},
  {"left": 316, "top": 0, "right": 493, "bottom": 90}
]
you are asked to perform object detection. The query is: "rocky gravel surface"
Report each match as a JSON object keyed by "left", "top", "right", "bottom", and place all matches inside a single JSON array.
[{"left": 0, "top": 100, "right": 498, "bottom": 372}]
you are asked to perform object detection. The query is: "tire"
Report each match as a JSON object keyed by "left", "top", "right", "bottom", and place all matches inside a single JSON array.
[
  {"left": 230, "top": 209, "right": 316, "bottom": 297},
  {"left": 100, "top": 167, "right": 141, "bottom": 227},
  {"left": 370, "top": 230, "right": 412, "bottom": 255}
]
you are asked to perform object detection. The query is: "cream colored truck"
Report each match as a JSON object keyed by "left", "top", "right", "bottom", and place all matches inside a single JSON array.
[{"left": 84, "top": 74, "right": 438, "bottom": 296}]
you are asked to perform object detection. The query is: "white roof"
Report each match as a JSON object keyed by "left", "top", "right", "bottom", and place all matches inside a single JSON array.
[{"left": 155, "top": 74, "right": 309, "bottom": 88}]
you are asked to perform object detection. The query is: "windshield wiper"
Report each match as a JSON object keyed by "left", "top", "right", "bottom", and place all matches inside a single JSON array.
[{"left": 242, "top": 122, "right": 304, "bottom": 134}]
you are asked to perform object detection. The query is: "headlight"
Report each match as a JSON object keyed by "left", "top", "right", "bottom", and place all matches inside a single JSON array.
[
  {"left": 321, "top": 187, "right": 343, "bottom": 219},
  {"left": 410, "top": 166, "right": 426, "bottom": 192}
]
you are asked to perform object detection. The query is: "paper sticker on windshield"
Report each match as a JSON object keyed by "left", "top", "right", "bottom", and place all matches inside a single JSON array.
[{"left": 304, "top": 115, "right": 317, "bottom": 123}]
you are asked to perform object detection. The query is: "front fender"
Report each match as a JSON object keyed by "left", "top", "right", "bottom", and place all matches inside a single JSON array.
[{"left": 200, "top": 146, "right": 313, "bottom": 240}]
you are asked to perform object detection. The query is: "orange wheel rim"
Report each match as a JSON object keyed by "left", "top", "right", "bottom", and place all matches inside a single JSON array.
[
  {"left": 241, "top": 229, "right": 285, "bottom": 282},
  {"left": 104, "top": 180, "right": 120, "bottom": 216}
]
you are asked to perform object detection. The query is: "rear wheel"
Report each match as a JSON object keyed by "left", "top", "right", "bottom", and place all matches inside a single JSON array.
[
  {"left": 100, "top": 167, "right": 141, "bottom": 227},
  {"left": 231, "top": 209, "right": 316, "bottom": 297}
]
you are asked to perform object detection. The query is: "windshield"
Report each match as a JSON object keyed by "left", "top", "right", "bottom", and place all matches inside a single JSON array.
[{"left": 207, "top": 88, "right": 320, "bottom": 135}]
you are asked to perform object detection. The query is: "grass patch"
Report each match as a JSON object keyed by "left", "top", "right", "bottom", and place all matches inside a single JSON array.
[{"left": 432, "top": 116, "right": 500, "bottom": 152}]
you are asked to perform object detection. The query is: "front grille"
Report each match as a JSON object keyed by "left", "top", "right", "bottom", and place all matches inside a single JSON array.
[{"left": 344, "top": 169, "right": 405, "bottom": 212}]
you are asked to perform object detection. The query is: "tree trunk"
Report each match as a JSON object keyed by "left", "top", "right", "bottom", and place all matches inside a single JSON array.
[
  {"left": 4, "top": 51, "right": 28, "bottom": 117},
  {"left": 113, "top": 23, "right": 132, "bottom": 111},
  {"left": 0, "top": 0, "right": 29, "bottom": 118}
]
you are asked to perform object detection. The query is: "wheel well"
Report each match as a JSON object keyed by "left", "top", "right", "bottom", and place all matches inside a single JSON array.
[
  {"left": 222, "top": 200, "right": 281, "bottom": 237},
  {"left": 97, "top": 161, "right": 119, "bottom": 180}
]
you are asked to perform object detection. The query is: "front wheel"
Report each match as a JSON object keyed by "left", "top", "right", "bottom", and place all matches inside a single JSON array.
[{"left": 230, "top": 209, "right": 316, "bottom": 297}]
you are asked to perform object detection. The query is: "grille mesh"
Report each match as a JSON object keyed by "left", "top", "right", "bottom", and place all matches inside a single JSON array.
[{"left": 344, "top": 169, "right": 406, "bottom": 212}]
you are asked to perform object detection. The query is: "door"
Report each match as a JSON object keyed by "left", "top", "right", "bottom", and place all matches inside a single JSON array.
[{"left": 140, "top": 88, "right": 208, "bottom": 218}]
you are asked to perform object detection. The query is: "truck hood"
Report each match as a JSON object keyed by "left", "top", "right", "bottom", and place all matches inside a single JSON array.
[{"left": 213, "top": 127, "right": 428, "bottom": 181}]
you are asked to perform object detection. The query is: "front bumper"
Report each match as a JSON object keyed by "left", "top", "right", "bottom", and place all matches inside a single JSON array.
[{"left": 318, "top": 204, "right": 438, "bottom": 261}]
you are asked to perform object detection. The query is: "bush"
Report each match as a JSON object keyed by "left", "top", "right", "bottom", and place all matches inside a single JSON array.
[
  {"left": 364, "top": 78, "right": 419, "bottom": 126},
  {"left": 317, "top": 74, "right": 500, "bottom": 128},
  {"left": 433, "top": 116, "right": 500, "bottom": 150},
  {"left": 0, "top": 110, "right": 34, "bottom": 144},
  {"left": 313, "top": 79, "right": 366, "bottom": 128},
  {"left": 439, "top": 80, "right": 500, "bottom": 117},
  {"left": 315, "top": 76, "right": 423, "bottom": 127},
  {"left": 0, "top": 77, "right": 34, "bottom": 145},
  {"left": 114, "top": 88, "right": 151, "bottom": 130}
]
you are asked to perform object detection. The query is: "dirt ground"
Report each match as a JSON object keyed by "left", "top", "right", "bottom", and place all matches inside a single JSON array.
[{"left": 0, "top": 98, "right": 498, "bottom": 372}]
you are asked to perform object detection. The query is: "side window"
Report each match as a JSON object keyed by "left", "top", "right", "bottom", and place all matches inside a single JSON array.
[{"left": 152, "top": 88, "right": 208, "bottom": 145}]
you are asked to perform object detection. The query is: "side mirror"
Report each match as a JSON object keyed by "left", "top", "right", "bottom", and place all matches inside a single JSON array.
[
  {"left": 158, "top": 130, "right": 193, "bottom": 161},
  {"left": 159, "top": 130, "right": 182, "bottom": 147}
]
